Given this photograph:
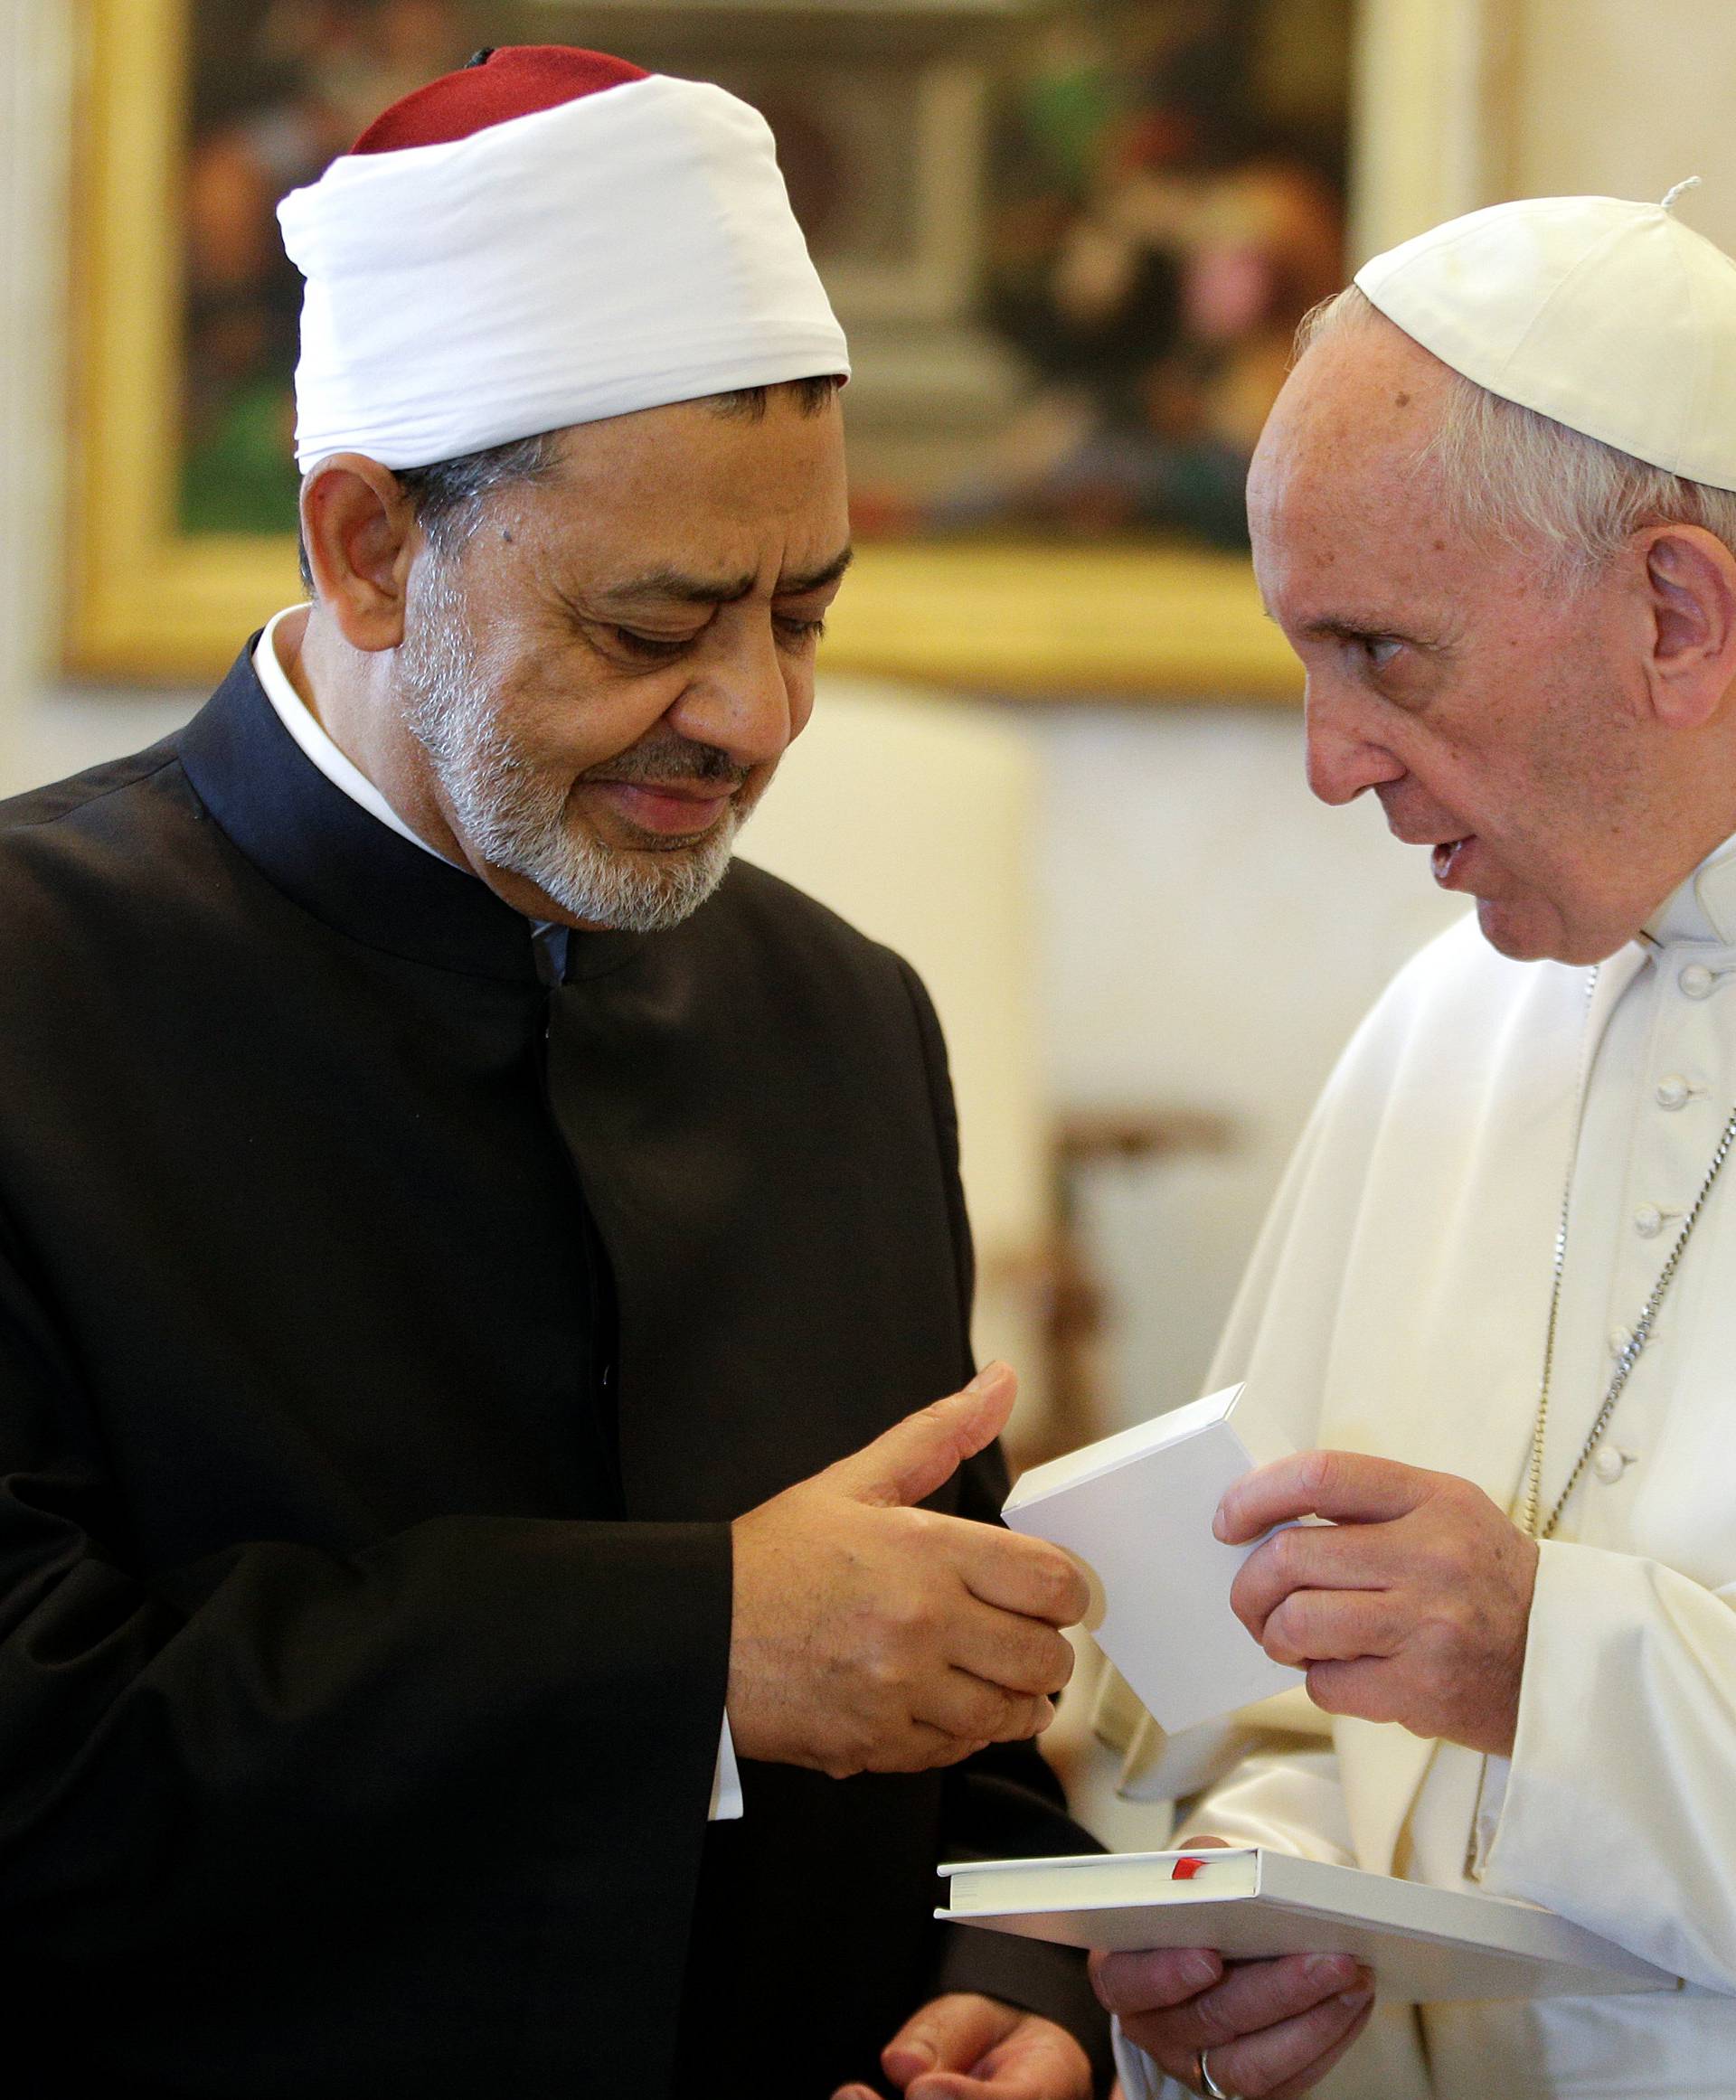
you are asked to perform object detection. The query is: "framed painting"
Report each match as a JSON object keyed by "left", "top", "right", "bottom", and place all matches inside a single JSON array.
[{"left": 65, "top": 0, "right": 1514, "bottom": 695}]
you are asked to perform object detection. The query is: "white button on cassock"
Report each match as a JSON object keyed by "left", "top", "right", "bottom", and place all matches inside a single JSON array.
[
  {"left": 1593, "top": 1446, "right": 1632, "bottom": 1483},
  {"left": 1679, "top": 963, "right": 1716, "bottom": 999},
  {"left": 1656, "top": 1074, "right": 1692, "bottom": 1110},
  {"left": 1609, "top": 1323, "right": 1634, "bottom": 1358},
  {"left": 1634, "top": 1204, "right": 1665, "bottom": 1238}
]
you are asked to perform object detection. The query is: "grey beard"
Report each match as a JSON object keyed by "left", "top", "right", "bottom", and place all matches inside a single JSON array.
[{"left": 399, "top": 567, "right": 744, "bottom": 935}]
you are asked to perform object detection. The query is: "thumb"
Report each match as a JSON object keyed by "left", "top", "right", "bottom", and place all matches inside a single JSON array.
[
  {"left": 883, "top": 1992, "right": 1020, "bottom": 2085},
  {"left": 825, "top": 1364, "right": 1017, "bottom": 1509}
]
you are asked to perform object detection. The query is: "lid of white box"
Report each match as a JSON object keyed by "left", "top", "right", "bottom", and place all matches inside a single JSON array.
[{"left": 1003, "top": 1383, "right": 1247, "bottom": 1511}]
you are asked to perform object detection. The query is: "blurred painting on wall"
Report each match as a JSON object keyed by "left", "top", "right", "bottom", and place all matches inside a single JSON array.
[
  {"left": 177, "top": 0, "right": 1350, "bottom": 546},
  {"left": 71, "top": 0, "right": 1352, "bottom": 686}
]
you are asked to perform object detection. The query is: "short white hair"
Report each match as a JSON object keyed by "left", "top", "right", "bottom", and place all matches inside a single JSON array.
[{"left": 1297, "top": 284, "right": 1736, "bottom": 574}]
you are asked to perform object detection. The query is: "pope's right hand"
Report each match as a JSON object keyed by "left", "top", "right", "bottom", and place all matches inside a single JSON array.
[
  {"left": 1089, "top": 1839, "right": 1374, "bottom": 2099},
  {"left": 727, "top": 1363, "right": 1088, "bottom": 1777}
]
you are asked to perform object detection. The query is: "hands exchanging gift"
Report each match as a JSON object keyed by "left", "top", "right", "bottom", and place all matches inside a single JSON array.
[
  {"left": 1098, "top": 1449, "right": 1541, "bottom": 2100},
  {"left": 732, "top": 1403, "right": 1543, "bottom": 2099}
]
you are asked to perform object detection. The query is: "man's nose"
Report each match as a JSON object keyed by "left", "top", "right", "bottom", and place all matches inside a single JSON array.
[
  {"left": 667, "top": 618, "right": 797, "bottom": 772},
  {"left": 1304, "top": 681, "right": 1405, "bottom": 806}
]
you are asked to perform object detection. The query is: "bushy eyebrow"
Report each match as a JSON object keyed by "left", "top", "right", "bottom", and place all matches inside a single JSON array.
[
  {"left": 1301, "top": 615, "right": 1397, "bottom": 640},
  {"left": 778, "top": 547, "right": 854, "bottom": 597},
  {"left": 1298, "top": 614, "right": 1440, "bottom": 649},
  {"left": 592, "top": 547, "right": 854, "bottom": 608}
]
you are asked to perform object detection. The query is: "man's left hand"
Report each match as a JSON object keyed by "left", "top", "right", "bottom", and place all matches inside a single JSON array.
[
  {"left": 832, "top": 1993, "right": 1092, "bottom": 2099},
  {"left": 1218, "top": 1451, "right": 1541, "bottom": 1756}
]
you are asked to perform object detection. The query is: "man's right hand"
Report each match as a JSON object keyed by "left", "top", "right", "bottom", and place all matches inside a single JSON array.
[
  {"left": 1089, "top": 1840, "right": 1374, "bottom": 2099},
  {"left": 727, "top": 1363, "right": 1089, "bottom": 1777}
]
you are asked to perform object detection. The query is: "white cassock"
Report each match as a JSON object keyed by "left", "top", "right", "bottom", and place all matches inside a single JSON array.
[{"left": 1110, "top": 836, "right": 1736, "bottom": 2100}]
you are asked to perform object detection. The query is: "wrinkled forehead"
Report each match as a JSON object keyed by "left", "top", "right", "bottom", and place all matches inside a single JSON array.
[
  {"left": 1249, "top": 322, "right": 1464, "bottom": 607},
  {"left": 1254, "top": 322, "right": 1451, "bottom": 519},
  {"left": 465, "top": 393, "right": 853, "bottom": 613},
  {"left": 497, "top": 394, "right": 849, "bottom": 563}
]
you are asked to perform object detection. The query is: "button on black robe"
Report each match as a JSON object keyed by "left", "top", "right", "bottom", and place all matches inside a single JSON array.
[{"left": 0, "top": 649, "right": 1108, "bottom": 2097}]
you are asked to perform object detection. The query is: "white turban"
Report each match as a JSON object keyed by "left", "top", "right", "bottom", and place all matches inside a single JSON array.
[
  {"left": 277, "top": 46, "right": 851, "bottom": 473},
  {"left": 1355, "top": 181, "right": 1736, "bottom": 492}
]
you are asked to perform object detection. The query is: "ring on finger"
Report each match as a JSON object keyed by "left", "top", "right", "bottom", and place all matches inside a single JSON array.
[{"left": 1196, "top": 2047, "right": 1239, "bottom": 2100}]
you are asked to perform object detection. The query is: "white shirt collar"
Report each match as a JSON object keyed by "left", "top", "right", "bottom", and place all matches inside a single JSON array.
[
  {"left": 253, "top": 607, "right": 449, "bottom": 863},
  {"left": 253, "top": 607, "right": 570, "bottom": 971},
  {"left": 1642, "top": 826, "right": 1736, "bottom": 947}
]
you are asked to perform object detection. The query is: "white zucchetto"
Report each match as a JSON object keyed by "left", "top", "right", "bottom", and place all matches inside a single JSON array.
[
  {"left": 277, "top": 45, "right": 850, "bottom": 474},
  {"left": 1355, "top": 183, "right": 1736, "bottom": 491}
]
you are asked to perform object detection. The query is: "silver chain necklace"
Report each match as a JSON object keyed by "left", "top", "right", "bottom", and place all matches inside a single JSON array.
[{"left": 1520, "top": 965, "right": 1736, "bottom": 1540}]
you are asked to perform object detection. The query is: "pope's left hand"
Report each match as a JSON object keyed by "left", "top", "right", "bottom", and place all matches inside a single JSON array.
[
  {"left": 1219, "top": 1451, "right": 1541, "bottom": 1756},
  {"left": 831, "top": 1992, "right": 1092, "bottom": 2100}
]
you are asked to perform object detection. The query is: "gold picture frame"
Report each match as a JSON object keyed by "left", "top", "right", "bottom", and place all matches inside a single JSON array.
[{"left": 65, "top": 0, "right": 1512, "bottom": 698}]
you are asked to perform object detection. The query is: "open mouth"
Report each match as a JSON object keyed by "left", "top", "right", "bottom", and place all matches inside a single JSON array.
[{"left": 1431, "top": 837, "right": 1474, "bottom": 882}]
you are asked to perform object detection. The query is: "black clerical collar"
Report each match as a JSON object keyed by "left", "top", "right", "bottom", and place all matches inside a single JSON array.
[{"left": 178, "top": 643, "right": 645, "bottom": 984}]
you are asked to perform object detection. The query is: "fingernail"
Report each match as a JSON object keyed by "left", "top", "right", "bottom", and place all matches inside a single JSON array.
[
  {"left": 1305, "top": 1955, "right": 1356, "bottom": 1986},
  {"left": 1339, "top": 1987, "right": 1374, "bottom": 2011},
  {"left": 967, "top": 1361, "right": 1007, "bottom": 1392},
  {"left": 1183, "top": 1953, "right": 1220, "bottom": 1989},
  {"left": 1212, "top": 1502, "right": 1231, "bottom": 1540},
  {"left": 883, "top": 2040, "right": 936, "bottom": 2076}
]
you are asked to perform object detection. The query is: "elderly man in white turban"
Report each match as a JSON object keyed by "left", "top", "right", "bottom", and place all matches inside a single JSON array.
[
  {"left": 1094, "top": 184, "right": 1736, "bottom": 2100},
  {"left": 0, "top": 44, "right": 1112, "bottom": 2100}
]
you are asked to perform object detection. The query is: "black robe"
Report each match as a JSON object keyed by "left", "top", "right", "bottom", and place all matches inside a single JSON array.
[{"left": 0, "top": 648, "right": 1109, "bottom": 2097}]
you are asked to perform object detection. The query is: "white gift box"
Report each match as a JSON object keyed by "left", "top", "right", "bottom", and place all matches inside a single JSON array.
[
  {"left": 1003, "top": 1383, "right": 1304, "bottom": 1735},
  {"left": 938, "top": 1846, "right": 1680, "bottom": 2001}
]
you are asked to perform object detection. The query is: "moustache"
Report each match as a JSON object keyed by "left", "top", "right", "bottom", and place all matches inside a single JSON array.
[{"left": 580, "top": 736, "right": 749, "bottom": 792}]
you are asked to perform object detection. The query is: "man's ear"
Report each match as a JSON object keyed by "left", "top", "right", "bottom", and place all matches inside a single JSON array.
[
  {"left": 1638, "top": 523, "right": 1736, "bottom": 730},
  {"left": 299, "top": 455, "right": 420, "bottom": 653}
]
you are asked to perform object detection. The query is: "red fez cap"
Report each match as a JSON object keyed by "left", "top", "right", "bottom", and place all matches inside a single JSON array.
[{"left": 351, "top": 44, "right": 650, "bottom": 156}]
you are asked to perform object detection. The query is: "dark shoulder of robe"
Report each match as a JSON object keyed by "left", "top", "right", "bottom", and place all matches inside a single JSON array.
[{"left": 0, "top": 650, "right": 1109, "bottom": 2099}]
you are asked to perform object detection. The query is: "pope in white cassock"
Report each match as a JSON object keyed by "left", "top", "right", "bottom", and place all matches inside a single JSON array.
[{"left": 1094, "top": 187, "right": 1736, "bottom": 2100}]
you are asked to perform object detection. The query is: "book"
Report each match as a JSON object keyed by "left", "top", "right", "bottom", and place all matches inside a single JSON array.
[
  {"left": 938, "top": 1848, "right": 1682, "bottom": 2004},
  {"left": 1002, "top": 1382, "right": 1303, "bottom": 1735}
]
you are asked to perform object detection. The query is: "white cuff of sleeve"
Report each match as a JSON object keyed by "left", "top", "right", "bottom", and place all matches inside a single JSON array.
[
  {"left": 1466, "top": 1753, "right": 1510, "bottom": 1880},
  {"left": 1112, "top": 2020, "right": 1175, "bottom": 2100},
  {"left": 709, "top": 1714, "right": 743, "bottom": 1821}
]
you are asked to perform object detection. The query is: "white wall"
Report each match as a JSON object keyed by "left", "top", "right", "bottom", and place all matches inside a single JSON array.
[
  {"left": 1028, "top": 703, "right": 1461, "bottom": 1427},
  {"left": 1511, "top": 0, "right": 1736, "bottom": 250}
]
